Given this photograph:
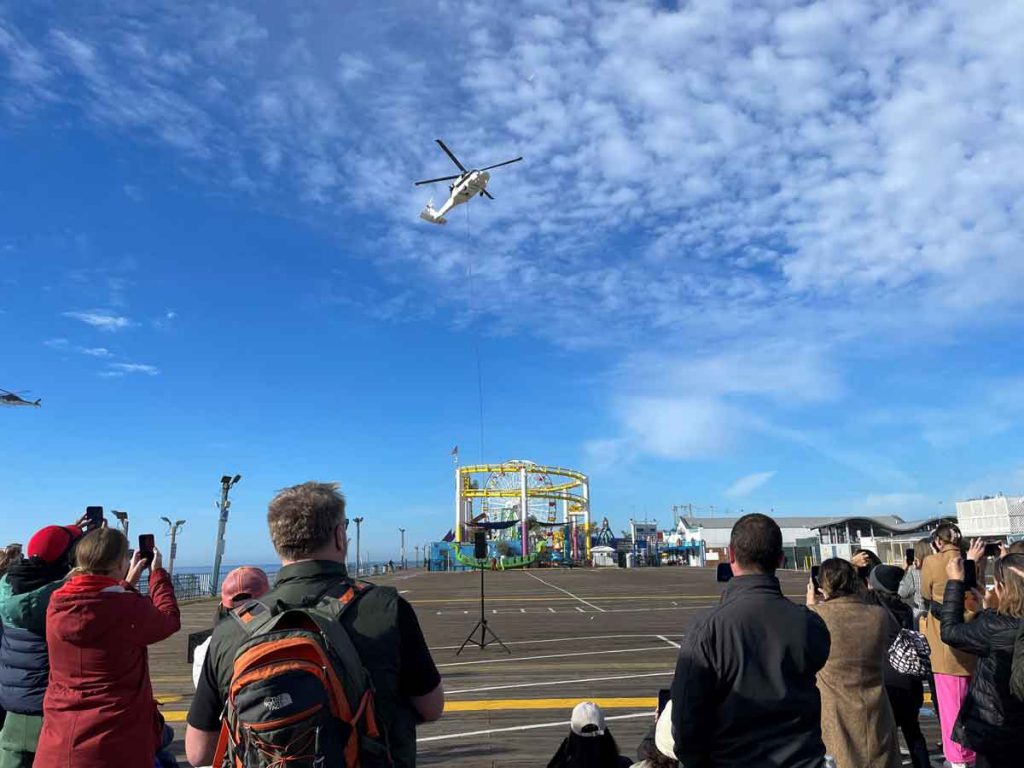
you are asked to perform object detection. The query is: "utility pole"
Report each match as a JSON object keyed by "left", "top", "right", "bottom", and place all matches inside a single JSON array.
[
  {"left": 399, "top": 527, "right": 406, "bottom": 570},
  {"left": 112, "top": 510, "right": 129, "bottom": 539},
  {"left": 414, "top": 545, "right": 420, "bottom": 568},
  {"left": 211, "top": 474, "right": 241, "bottom": 595},
  {"left": 353, "top": 517, "right": 364, "bottom": 576},
  {"left": 160, "top": 517, "right": 186, "bottom": 577}
]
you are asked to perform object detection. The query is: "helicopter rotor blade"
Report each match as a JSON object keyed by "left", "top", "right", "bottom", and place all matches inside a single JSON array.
[
  {"left": 479, "top": 156, "right": 523, "bottom": 172},
  {"left": 435, "top": 139, "right": 468, "bottom": 173},
  {"left": 480, "top": 189, "right": 494, "bottom": 200},
  {"left": 414, "top": 174, "right": 462, "bottom": 186}
]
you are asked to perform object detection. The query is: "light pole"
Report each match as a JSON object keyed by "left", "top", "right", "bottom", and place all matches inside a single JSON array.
[
  {"left": 160, "top": 517, "right": 186, "bottom": 577},
  {"left": 414, "top": 545, "right": 420, "bottom": 568},
  {"left": 112, "top": 510, "right": 129, "bottom": 539},
  {"left": 211, "top": 474, "right": 241, "bottom": 595},
  {"left": 399, "top": 527, "right": 406, "bottom": 570},
  {"left": 352, "top": 517, "right": 364, "bottom": 576}
]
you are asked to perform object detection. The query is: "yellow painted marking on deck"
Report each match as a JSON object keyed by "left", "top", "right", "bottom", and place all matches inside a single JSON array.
[
  {"left": 443, "top": 697, "right": 657, "bottom": 712},
  {"left": 154, "top": 691, "right": 932, "bottom": 723},
  {"left": 155, "top": 695, "right": 183, "bottom": 704}
]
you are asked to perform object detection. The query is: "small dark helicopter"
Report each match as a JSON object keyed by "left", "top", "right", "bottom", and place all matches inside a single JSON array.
[{"left": 1, "top": 389, "right": 41, "bottom": 407}]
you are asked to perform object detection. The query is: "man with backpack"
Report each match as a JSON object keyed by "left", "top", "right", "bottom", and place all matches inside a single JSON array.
[{"left": 184, "top": 482, "right": 444, "bottom": 768}]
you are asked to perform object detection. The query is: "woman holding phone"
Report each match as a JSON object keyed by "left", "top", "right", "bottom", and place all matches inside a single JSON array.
[
  {"left": 34, "top": 528, "right": 180, "bottom": 768},
  {"left": 920, "top": 524, "right": 980, "bottom": 768}
]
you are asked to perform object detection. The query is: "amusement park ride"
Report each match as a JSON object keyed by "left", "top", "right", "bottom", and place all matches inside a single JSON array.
[
  {"left": 415, "top": 139, "right": 522, "bottom": 225},
  {"left": 452, "top": 459, "right": 591, "bottom": 568}
]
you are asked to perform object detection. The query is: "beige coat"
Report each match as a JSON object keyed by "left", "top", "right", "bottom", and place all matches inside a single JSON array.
[
  {"left": 811, "top": 595, "right": 900, "bottom": 768},
  {"left": 920, "top": 545, "right": 977, "bottom": 677}
]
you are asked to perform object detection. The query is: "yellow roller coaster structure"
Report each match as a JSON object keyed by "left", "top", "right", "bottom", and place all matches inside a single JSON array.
[{"left": 454, "top": 459, "right": 592, "bottom": 563}]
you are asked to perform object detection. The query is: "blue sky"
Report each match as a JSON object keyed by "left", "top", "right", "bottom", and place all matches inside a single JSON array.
[{"left": 1, "top": 0, "right": 1023, "bottom": 565}]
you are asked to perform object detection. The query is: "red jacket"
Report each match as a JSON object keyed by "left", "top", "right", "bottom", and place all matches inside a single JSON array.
[{"left": 35, "top": 569, "right": 181, "bottom": 768}]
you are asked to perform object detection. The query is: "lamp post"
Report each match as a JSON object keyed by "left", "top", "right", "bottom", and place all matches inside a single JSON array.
[
  {"left": 352, "top": 517, "right": 364, "bottom": 576},
  {"left": 160, "top": 517, "right": 186, "bottom": 577},
  {"left": 211, "top": 474, "right": 241, "bottom": 595},
  {"left": 112, "top": 510, "right": 129, "bottom": 539},
  {"left": 399, "top": 527, "right": 406, "bottom": 570},
  {"left": 414, "top": 545, "right": 420, "bottom": 568}
]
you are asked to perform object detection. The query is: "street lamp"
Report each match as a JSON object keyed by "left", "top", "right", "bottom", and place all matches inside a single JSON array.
[
  {"left": 160, "top": 517, "right": 186, "bottom": 577},
  {"left": 112, "top": 510, "right": 129, "bottom": 538},
  {"left": 414, "top": 545, "right": 420, "bottom": 568},
  {"left": 399, "top": 527, "right": 406, "bottom": 570},
  {"left": 352, "top": 517, "right": 364, "bottom": 576},
  {"left": 211, "top": 474, "right": 242, "bottom": 595}
]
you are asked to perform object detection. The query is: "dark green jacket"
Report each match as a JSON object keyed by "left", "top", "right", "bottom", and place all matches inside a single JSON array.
[{"left": 194, "top": 561, "right": 416, "bottom": 767}]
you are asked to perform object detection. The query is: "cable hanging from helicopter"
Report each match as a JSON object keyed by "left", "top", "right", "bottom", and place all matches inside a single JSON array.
[{"left": 414, "top": 139, "right": 522, "bottom": 225}]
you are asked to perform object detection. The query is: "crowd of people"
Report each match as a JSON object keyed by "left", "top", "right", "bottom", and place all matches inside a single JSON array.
[
  {"left": 545, "top": 516, "right": 1024, "bottom": 768},
  {"left": 2, "top": 498, "right": 1023, "bottom": 767}
]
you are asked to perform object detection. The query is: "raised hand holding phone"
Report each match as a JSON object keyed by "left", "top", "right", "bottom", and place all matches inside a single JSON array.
[{"left": 126, "top": 550, "right": 146, "bottom": 587}]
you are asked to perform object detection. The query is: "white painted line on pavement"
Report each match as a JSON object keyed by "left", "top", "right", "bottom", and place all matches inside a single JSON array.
[
  {"left": 432, "top": 634, "right": 671, "bottom": 651},
  {"left": 522, "top": 570, "right": 607, "bottom": 612},
  {"left": 436, "top": 645, "right": 677, "bottom": 668},
  {"left": 575, "top": 606, "right": 585, "bottom": 613},
  {"left": 547, "top": 607, "right": 556, "bottom": 613},
  {"left": 418, "top": 712, "right": 652, "bottom": 743},
  {"left": 657, "top": 635, "right": 681, "bottom": 649},
  {"left": 447, "top": 670, "right": 673, "bottom": 695}
]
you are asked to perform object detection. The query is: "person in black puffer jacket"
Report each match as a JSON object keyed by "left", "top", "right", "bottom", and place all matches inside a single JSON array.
[
  {"left": 940, "top": 552, "right": 1024, "bottom": 768},
  {"left": 866, "top": 565, "right": 931, "bottom": 768},
  {"left": 0, "top": 524, "right": 82, "bottom": 768}
]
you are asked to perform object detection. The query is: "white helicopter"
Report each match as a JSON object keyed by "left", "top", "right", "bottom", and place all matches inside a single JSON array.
[{"left": 415, "top": 139, "right": 522, "bottom": 225}]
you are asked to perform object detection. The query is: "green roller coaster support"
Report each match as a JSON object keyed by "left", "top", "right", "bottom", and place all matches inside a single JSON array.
[{"left": 452, "top": 545, "right": 538, "bottom": 570}]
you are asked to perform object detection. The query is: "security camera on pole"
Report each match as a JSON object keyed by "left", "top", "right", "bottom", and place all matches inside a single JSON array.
[
  {"left": 211, "top": 474, "right": 241, "bottom": 595},
  {"left": 399, "top": 527, "right": 406, "bottom": 570},
  {"left": 160, "top": 517, "right": 186, "bottom": 577},
  {"left": 112, "top": 510, "right": 129, "bottom": 539}
]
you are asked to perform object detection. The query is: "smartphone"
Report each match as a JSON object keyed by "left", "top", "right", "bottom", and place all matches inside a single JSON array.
[
  {"left": 963, "top": 559, "right": 977, "bottom": 591},
  {"left": 657, "top": 688, "right": 671, "bottom": 717},
  {"left": 905, "top": 548, "right": 915, "bottom": 567},
  {"left": 716, "top": 562, "right": 733, "bottom": 583},
  {"left": 984, "top": 542, "right": 1004, "bottom": 558},
  {"left": 85, "top": 506, "right": 103, "bottom": 531},
  {"left": 811, "top": 565, "right": 821, "bottom": 590},
  {"left": 138, "top": 534, "right": 155, "bottom": 566}
]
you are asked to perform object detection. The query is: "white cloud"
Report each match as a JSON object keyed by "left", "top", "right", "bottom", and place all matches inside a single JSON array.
[
  {"left": 5, "top": 1, "right": 1023, "bottom": 476},
  {"left": 79, "top": 346, "right": 112, "bottom": 357},
  {"left": 725, "top": 471, "right": 777, "bottom": 499},
  {"left": 63, "top": 310, "right": 132, "bottom": 331},
  {"left": 107, "top": 362, "right": 158, "bottom": 376}
]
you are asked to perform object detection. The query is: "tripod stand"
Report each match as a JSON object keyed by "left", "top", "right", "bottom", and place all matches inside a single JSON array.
[{"left": 456, "top": 565, "right": 510, "bottom": 655}]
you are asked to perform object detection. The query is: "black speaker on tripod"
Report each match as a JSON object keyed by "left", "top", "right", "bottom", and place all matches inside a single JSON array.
[
  {"left": 473, "top": 530, "right": 488, "bottom": 559},
  {"left": 457, "top": 527, "right": 510, "bottom": 656}
]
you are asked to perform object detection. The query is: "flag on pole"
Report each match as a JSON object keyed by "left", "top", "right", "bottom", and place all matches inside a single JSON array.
[
  {"left": 450, "top": 445, "right": 459, "bottom": 465},
  {"left": 442, "top": 529, "right": 455, "bottom": 543}
]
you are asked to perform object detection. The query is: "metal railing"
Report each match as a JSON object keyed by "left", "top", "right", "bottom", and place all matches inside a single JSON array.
[{"left": 136, "top": 572, "right": 215, "bottom": 602}]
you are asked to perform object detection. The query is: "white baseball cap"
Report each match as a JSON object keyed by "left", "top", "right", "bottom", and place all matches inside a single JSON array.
[{"left": 570, "top": 701, "right": 606, "bottom": 737}]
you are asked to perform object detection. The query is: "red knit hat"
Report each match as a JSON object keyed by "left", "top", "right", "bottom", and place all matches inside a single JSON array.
[
  {"left": 221, "top": 566, "right": 271, "bottom": 608},
  {"left": 26, "top": 525, "right": 83, "bottom": 564}
]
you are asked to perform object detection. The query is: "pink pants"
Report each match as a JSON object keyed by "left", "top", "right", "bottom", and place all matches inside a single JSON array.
[{"left": 934, "top": 672, "right": 975, "bottom": 764}]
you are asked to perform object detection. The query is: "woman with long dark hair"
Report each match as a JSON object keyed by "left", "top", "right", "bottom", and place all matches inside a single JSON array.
[{"left": 807, "top": 557, "right": 900, "bottom": 768}]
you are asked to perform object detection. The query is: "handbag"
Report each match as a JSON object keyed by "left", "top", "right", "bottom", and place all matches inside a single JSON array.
[{"left": 888, "top": 627, "right": 932, "bottom": 678}]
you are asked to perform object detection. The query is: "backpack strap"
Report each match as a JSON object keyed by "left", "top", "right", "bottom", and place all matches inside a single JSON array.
[{"left": 308, "top": 581, "right": 385, "bottom": 738}]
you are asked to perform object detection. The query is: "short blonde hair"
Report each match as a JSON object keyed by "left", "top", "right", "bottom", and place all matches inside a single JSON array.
[
  {"left": 75, "top": 528, "right": 128, "bottom": 575},
  {"left": 267, "top": 482, "right": 346, "bottom": 560}
]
